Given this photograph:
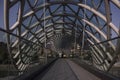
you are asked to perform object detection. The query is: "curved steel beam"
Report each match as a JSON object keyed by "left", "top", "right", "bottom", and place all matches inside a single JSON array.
[
  {"left": 85, "top": 30, "right": 113, "bottom": 61},
  {"left": 21, "top": 13, "right": 107, "bottom": 39},
  {"left": 4, "top": 0, "right": 119, "bottom": 71},
  {"left": 83, "top": 19, "right": 115, "bottom": 50},
  {"left": 22, "top": 13, "right": 116, "bottom": 50},
  {"left": 33, "top": 22, "right": 114, "bottom": 63},
  {"left": 87, "top": 39, "right": 110, "bottom": 66},
  {"left": 22, "top": 1, "right": 119, "bottom": 35},
  {"left": 77, "top": 3, "right": 119, "bottom": 35},
  {"left": 111, "top": 0, "right": 120, "bottom": 8}
]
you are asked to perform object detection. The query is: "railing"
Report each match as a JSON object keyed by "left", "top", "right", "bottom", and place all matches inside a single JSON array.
[
  {"left": 71, "top": 58, "right": 120, "bottom": 80},
  {"left": 13, "top": 57, "right": 58, "bottom": 80}
]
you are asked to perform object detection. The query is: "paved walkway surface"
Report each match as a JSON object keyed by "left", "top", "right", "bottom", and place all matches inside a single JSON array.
[
  {"left": 36, "top": 59, "right": 101, "bottom": 80},
  {"left": 66, "top": 59, "right": 101, "bottom": 80}
]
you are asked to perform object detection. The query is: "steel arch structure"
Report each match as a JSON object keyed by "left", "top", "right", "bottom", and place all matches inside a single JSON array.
[{"left": 3, "top": 0, "right": 120, "bottom": 72}]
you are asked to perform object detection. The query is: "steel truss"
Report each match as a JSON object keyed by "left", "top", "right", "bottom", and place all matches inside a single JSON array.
[{"left": 2, "top": 0, "right": 120, "bottom": 72}]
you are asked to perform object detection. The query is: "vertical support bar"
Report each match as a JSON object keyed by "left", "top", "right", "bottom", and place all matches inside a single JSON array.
[
  {"left": 81, "top": 0, "right": 86, "bottom": 51},
  {"left": 104, "top": 0, "right": 111, "bottom": 39},
  {"left": 18, "top": 0, "right": 25, "bottom": 71},
  {"left": 104, "top": 0, "right": 113, "bottom": 71},
  {"left": 74, "top": 23, "right": 77, "bottom": 54},
  {"left": 44, "top": 0, "right": 47, "bottom": 64},
  {"left": 4, "top": 0, "right": 10, "bottom": 53},
  {"left": 107, "top": 24, "right": 120, "bottom": 71},
  {"left": 4, "top": 0, "right": 13, "bottom": 77}
]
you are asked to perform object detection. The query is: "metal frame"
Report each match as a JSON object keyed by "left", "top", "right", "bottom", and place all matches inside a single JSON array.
[{"left": 2, "top": 0, "right": 120, "bottom": 72}]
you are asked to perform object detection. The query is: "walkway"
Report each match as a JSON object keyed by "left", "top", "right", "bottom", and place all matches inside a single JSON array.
[{"left": 35, "top": 59, "right": 101, "bottom": 80}]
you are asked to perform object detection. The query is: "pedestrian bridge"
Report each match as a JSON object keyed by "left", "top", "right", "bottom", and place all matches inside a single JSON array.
[{"left": 0, "top": 0, "right": 120, "bottom": 80}]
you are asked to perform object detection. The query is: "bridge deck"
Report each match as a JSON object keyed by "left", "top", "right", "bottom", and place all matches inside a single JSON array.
[{"left": 35, "top": 59, "right": 101, "bottom": 80}]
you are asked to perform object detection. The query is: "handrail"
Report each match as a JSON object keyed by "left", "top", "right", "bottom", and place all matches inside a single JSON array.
[
  {"left": 14, "top": 58, "right": 58, "bottom": 80},
  {"left": 72, "top": 58, "right": 120, "bottom": 80},
  {"left": 92, "top": 36, "right": 120, "bottom": 46}
]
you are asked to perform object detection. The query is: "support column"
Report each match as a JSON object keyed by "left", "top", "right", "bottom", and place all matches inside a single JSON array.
[{"left": 104, "top": 0, "right": 111, "bottom": 39}]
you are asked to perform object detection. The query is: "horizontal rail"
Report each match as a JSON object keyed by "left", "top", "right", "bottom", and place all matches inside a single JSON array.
[
  {"left": 92, "top": 36, "right": 120, "bottom": 46},
  {"left": 14, "top": 58, "right": 58, "bottom": 80},
  {"left": 71, "top": 58, "right": 120, "bottom": 80}
]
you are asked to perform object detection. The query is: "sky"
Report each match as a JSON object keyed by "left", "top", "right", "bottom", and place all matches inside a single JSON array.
[
  {"left": 0, "top": 0, "right": 4, "bottom": 29},
  {"left": 0, "top": 0, "right": 120, "bottom": 42},
  {"left": 0, "top": 0, "right": 5, "bottom": 42},
  {"left": 110, "top": 2, "right": 120, "bottom": 28}
]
